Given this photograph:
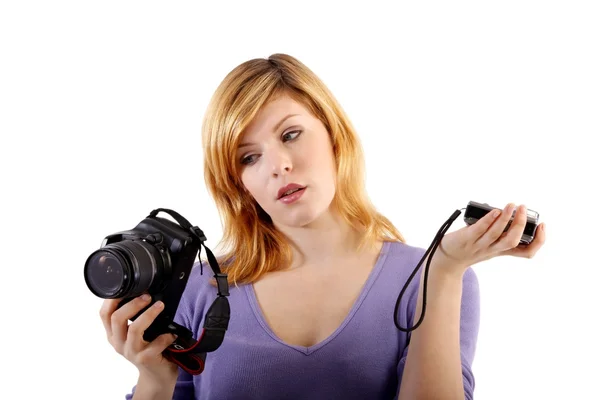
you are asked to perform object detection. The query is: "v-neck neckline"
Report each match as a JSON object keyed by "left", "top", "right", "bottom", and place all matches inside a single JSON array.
[{"left": 244, "top": 241, "right": 391, "bottom": 355}]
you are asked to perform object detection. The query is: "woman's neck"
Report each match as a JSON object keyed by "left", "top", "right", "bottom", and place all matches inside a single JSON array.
[{"left": 275, "top": 210, "right": 376, "bottom": 270}]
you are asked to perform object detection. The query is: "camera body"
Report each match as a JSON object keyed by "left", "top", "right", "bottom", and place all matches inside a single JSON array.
[
  {"left": 84, "top": 213, "right": 200, "bottom": 342},
  {"left": 464, "top": 201, "right": 539, "bottom": 245}
]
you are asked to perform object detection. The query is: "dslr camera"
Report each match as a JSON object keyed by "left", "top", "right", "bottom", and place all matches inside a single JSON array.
[{"left": 84, "top": 208, "right": 230, "bottom": 375}]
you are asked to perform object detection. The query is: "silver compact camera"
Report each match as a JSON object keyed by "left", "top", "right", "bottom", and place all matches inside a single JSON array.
[{"left": 464, "top": 201, "right": 540, "bottom": 245}]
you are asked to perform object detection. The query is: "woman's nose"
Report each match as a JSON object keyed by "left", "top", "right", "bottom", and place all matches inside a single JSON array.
[{"left": 267, "top": 149, "right": 293, "bottom": 177}]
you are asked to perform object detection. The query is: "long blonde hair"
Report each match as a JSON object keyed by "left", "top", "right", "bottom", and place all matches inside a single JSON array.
[{"left": 201, "top": 53, "right": 405, "bottom": 286}]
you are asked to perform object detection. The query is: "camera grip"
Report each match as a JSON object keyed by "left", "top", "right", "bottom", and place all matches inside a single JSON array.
[
  {"left": 162, "top": 296, "right": 230, "bottom": 375},
  {"left": 164, "top": 333, "right": 208, "bottom": 375}
]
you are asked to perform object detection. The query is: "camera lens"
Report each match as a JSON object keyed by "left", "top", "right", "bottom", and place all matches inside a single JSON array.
[
  {"left": 84, "top": 239, "right": 165, "bottom": 299},
  {"left": 85, "top": 251, "right": 126, "bottom": 297}
]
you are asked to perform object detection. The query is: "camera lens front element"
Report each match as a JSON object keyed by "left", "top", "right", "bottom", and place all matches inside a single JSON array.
[
  {"left": 84, "top": 250, "right": 128, "bottom": 298},
  {"left": 84, "top": 239, "right": 165, "bottom": 299}
]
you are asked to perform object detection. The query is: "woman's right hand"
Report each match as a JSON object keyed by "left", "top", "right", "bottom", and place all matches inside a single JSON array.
[{"left": 100, "top": 294, "right": 179, "bottom": 383}]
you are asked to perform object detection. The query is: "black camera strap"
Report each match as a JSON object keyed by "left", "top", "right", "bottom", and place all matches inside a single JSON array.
[
  {"left": 147, "top": 208, "right": 231, "bottom": 375},
  {"left": 393, "top": 209, "right": 462, "bottom": 333}
]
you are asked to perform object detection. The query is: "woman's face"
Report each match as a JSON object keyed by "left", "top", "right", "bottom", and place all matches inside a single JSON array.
[{"left": 237, "top": 94, "right": 337, "bottom": 228}]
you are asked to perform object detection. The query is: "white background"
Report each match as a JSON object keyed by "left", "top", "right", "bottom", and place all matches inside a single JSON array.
[{"left": 1, "top": 1, "right": 598, "bottom": 399}]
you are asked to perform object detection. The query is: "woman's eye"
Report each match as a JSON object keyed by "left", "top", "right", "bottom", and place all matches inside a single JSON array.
[
  {"left": 282, "top": 130, "right": 302, "bottom": 141},
  {"left": 240, "top": 130, "right": 302, "bottom": 166},
  {"left": 241, "top": 154, "right": 257, "bottom": 165}
]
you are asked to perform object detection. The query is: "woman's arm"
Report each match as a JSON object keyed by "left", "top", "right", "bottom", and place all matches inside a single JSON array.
[
  {"left": 397, "top": 250, "right": 478, "bottom": 400},
  {"left": 398, "top": 203, "right": 543, "bottom": 399}
]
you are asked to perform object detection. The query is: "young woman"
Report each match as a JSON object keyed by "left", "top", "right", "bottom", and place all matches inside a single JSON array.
[{"left": 100, "top": 53, "right": 546, "bottom": 400}]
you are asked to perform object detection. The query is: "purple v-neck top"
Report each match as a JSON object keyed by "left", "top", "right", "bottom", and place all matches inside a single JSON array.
[{"left": 125, "top": 240, "right": 480, "bottom": 400}]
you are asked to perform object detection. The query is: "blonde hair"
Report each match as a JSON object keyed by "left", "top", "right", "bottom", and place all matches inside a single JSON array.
[{"left": 201, "top": 53, "right": 405, "bottom": 286}]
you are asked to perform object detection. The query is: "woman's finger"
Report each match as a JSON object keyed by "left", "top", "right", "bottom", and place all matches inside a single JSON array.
[
  {"left": 467, "top": 205, "right": 504, "bottom": 243},
  {"left": 475, "top": 203, "right": 517, "bottom": 248},
  {"left": 140, "top": 332, "right": 179, "bottom": 360},
  {"left": 126, "top": 300, "right": 167, "bottom": 353},
  {"left": 500, "top": 222, "right": 546, "bottom": 258},
  {"left": 111, "top": 295, "right": 153, "bottom": 347},
  {"left": 492, "top": 204, "right": 529, "bottom": 252},
  {"left": 99, "top": 299, "right": 122, "bottom": 339}
]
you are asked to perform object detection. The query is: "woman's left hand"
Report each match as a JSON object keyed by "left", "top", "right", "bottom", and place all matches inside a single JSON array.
[{"left": 436, "top": 202, "right": 546, "bottom": 274}]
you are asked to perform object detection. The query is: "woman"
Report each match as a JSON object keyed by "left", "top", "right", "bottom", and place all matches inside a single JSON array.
[{"left": 101, "top": 53, "right": 546, "bottom": 400}]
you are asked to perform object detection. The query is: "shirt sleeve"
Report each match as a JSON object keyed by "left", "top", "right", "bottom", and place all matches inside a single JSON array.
[{"left": 396, "top": 266, "right": 480, "bottom": 400}]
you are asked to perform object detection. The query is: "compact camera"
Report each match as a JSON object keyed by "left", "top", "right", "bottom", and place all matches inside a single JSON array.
[
  {"left": 394, "top": 200, "right": 542, "bottom": 334},
  {"left": 84, "top": 208, "right": 230, "bottom": 374},
  {"left": 463, "top": 201, "right": 539, "bottom": 245}
]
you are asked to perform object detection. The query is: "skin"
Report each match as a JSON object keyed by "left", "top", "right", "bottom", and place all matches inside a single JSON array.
[
  {"left": 99, "top": 296, "right": 179, "bottom": 399},
  {"left": 99, "top": 91, "right": 547, "bottom": 399},
  {"left": 238, "top": 93, "right": 548, "bottom": 399},
  {"left": 98, "top": 93, "right": 374, "bottom": 399},
  {"left": 236, "top": 93, "right": 370, "bottom": 268},
  {"left": 398, "top": 204, "right": 546, "bottom": 399},
  {"left": 237, "top": 93, "right": 385, "bottom": 348}
]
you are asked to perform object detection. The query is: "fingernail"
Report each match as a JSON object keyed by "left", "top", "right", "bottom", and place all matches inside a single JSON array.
[
  {"left": 154, "top": 301, "right": 164, "bottom": 308},
  {"left": 141, "top": 294, "right": 151, "bottom": 301}
]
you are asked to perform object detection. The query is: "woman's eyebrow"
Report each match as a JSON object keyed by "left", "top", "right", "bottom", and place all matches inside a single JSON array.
[{"left": 238, "top": 113, "right": 300, "bottom": 148}]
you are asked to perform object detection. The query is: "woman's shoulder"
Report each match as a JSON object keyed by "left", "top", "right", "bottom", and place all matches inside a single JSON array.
[
  {"left": 380, "top": 240, "right": 479, "bottom": 296},
  {"left": 380, "top": 240, "right": 428, "bottom": 273},
  {"left": 174, "top": 259, "right": 244, "bottom": 331},
  {"left": 182, "top": 259, "right": 235, "bottom": 301}
]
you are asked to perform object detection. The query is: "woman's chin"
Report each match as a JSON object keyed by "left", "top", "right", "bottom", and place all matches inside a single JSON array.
[{"left": 274, "top": 207, "right": 331, "bottom": 229}]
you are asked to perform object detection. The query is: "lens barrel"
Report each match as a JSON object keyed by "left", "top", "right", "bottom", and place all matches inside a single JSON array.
[{"left": 84, "top": 239, "right": 164, "bottom": 298}]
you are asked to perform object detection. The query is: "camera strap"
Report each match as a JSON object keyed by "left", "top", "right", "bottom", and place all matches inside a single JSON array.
[
  {"left": 148, "top": 208, "right": 231, "bottom": 375},
  {"left": 393, "top": 209, "right": 462, "bottom": 333}
]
